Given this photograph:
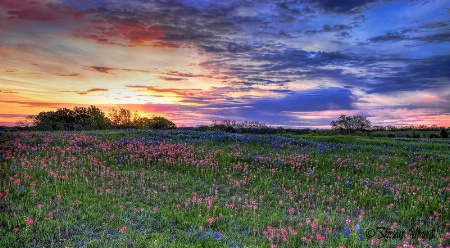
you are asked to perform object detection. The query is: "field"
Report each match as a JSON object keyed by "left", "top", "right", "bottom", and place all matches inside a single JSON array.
[{"left": 1, "top": 130, "right": 449, "bottom": 247}]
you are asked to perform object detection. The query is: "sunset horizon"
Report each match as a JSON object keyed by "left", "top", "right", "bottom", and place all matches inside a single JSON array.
[{"left": 1, "top": 0, "right": 449, "bottom": 128}]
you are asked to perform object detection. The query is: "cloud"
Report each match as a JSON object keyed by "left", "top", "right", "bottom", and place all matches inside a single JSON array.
[
  {"left": 300, "top": 0, "right": 377, "bottom": 14},
  {"left": 369, "top": 32, "right": 409, "bottom": 42},
  {"left": 2, "top": 1, "right": 83, "bottom": 23},
  {"left": 84, "top": 66, "right": 113, "bottom": 73},
  {"left": 0, "top": 90, "right": 19, "bottom": 94},
  {"left": 1, "top": 0, "right": 449, "bottom": 128},
  {"left": 252, "top": 48, "right": 355, "bottom": 71},
  {"left": 158, "top": 76, "right": 186, "bottom": 81},
  {"left": 7, "top": 8, "right": 58, "bottom": 22},
  {"left": 164, "top": 71, "right": 199, "bottom": 78},
  {"left": 0, "top": 113, "right": 29, "bottom": 118},
  {"left": 126, "top": 85, "right": 203, "bottom": 97},
  {"left": 56, "top": 73, "right": 80, "bottom": 77},
  {"left": 244, "top": 87, "right": 356, "bottom": 112},
  {"left": 0, "top": 100, "right": 84, "bottom": 108},
  {"left": 366, "top": 55, "right": 450, "bottom": 94},
  {"left": 368, "top": 24, "right": 449, "bottom": 44},
  {"left": 306, "top": 24, "right": 353, "bottom": 35},
  {"left": 200, "top": 42, "right": 253, "bottom": 53},
  {"left": 421, "top": 21, "right": 449, "bottom": 29},
  {"left": 415, "top": 32, "right": 450, "bottom": 43},
  {"left": 120, "top": 87, "right": 356, "bottom": 127},
  {"left": 76, "top": 88, "right": 109, "bottom": 96}
]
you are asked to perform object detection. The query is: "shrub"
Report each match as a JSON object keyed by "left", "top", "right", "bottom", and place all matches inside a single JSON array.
[{"left": 440, "top": 128, "right": 448, "bottom": 138}]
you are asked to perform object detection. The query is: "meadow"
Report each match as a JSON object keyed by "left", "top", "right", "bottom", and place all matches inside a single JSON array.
[{"left": 1, "top": 130, "right": 449, "bottom": 247}]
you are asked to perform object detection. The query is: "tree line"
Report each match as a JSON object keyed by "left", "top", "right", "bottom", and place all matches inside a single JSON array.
[
  {"left": 16, "top": 106, "right": 176, "bottom": 131},
  {"left": 330, "top": 114, "right": 448, "bottom": 138}
]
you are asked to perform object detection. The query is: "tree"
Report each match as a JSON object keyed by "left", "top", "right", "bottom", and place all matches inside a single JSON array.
[
  {"left": 441, "top": 128, "right": 448, "bottom": 138},
  {"left": 331, "top": 114, "right": 371, "bottom": 134},
  {"left": 108, "top": 107, "right": 138, "bottom": 129},
  {"left": 352, "top": 115, "right": 371, "bottom": 131},
  {"left": 149, "top": 116, "right": 176, "bottom": 130},
  {"left": 16, "top": 115, "right": 36, "bottom": 129},
  {"left": 86, "top": 105, "right": 111, "bottom": 130},
  {"left": 34, "top": 111, "right": 64, "bottom": 131},
  {"left": 22, "top": 105, "right": 176, "bottom": 131}
]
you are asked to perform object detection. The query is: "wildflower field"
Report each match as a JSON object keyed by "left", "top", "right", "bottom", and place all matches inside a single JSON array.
[{"left": 1, "top": 130, "right": 449, "bottom": 247}]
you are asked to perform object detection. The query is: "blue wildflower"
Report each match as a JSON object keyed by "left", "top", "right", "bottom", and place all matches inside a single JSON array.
[
  {"left": 273, "top": 184, "right": 277, "bottom": 188},
  {"left": 363, "top": 180, "right": 367, "bottom": 185},
  {"left": 347, "top": 180, "right": 351, "bottom": 187},
  {"left": 358, "top": 233, "right": 363, "bottom": 239},
  {"left": 20, "top": 186, "right": 25, "bottom": 191},
  {"left": 439, "top": 194, "right": 443, "bottom": 199},
  {"left": 356, "top": 225, "right": 360, "bottom": 232},
  {"left": 344, "top": 227, "right": 349, "bottom": 237},
  {"left": 395, "top": 211, "right": 399, "bottom": 216},
  {"left": 214, "top": 232, "right": 221, "bottom": 239}
]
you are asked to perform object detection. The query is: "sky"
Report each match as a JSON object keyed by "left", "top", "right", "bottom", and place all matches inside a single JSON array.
[{"left": 1, "top": 0, "right": 449, "bottom": 128}]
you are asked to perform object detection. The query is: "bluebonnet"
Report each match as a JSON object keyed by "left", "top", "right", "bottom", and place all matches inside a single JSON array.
[
  {"left": 358, "top": 234, "right": 363, "bottom": 239},
  {"left": 395, "top": 211, "right": 399, "bottom": 216},
  {"left": 215, "top": 232, "right": 221, "bottom": 239},
  {"left": 344, "top": 227, "right": 349, "bottom": 237},
  {"left": 20, "top": 186, "right": 25, "bottom": 191},
  {"left": 356, "top": 225, "right": 360, "bottom": 232},
  {"left": 439, "top": 194, "right": 443, "bottom": 199}
]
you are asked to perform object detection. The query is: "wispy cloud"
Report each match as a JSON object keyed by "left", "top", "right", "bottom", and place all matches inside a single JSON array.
[{"left": 76, "top": 88, "right": 109, "bottom": 96}]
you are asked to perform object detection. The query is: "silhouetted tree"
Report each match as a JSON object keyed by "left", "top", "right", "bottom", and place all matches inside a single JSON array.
[
  {"left": 441, "top": 128, "right": 448, "bottom": 138},
  {"left": 23, "top": 105, "right": 175, "bottom": 131},
  {"left": 331, "top": 114, "right": 371, "bottom": 134},
  {"left": 16, "top": 115, "right": 36, "bottom": 129}
]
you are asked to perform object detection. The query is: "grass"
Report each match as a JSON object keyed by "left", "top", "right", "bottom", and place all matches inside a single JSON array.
[{"left": 0, "top": 129, "right": 449, "bottom": 247}]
